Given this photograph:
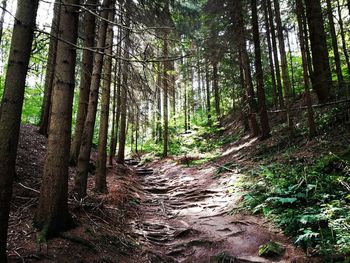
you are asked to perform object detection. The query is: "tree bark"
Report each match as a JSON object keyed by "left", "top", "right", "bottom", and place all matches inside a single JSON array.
[
  {"left": 74, "top": 0, "right": 113, "bottom": 199},
  {"left": 326, "top": 0, "right": 343, "bottom": 85},
  {"left": 267, "top": 0, "right": 284, "bottom": 108},
  {"left": 116, "top": 1, "right": 130, "bottom": 164},
  {"left": 39, "top": 0, "right": 61, "bottom": 136},
  {"left": 0, "top": 0, "right": 7, "bottom": 45},
  {"left": 95, "top": 8, "right": 115, "bottom": 193},
  {"left": 212, "top": 61, "right": 221, "bottom": 121},
  {"left": 273, "top": 0, "right": 294, "bottom": 135},
  {"left": 205, "top": 62, "right": 211, "bottom": 124},
  {"left": 251, "top": 0, "right": 270, "bottom": 139},
  {"left": 336, "top": 0, "right": 350, "bottom": 80},
  {"left": 34, "top": 0, "right": 79, "bottom": 238},
  {"left": 0, "top": 1, "right": 38, "bottom": 260},
  {"left": 163, "top": 27, "right": 170, "bottom": 157},
  {"left": 304, "top": 0, "right": 332, "bottom": 102},
  {"left": 262, "top": 0, "right": 277, "bottom": 109},
  {"left": 70, "top": 0, "right": 97, "bottom": 165},
  {"left": 296, "top": 0, "right": 316, "bottom": 137}
]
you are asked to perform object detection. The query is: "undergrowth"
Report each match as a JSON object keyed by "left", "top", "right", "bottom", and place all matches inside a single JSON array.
[{"left": 235, "top": 151, "right": 350, "bottom": 260}]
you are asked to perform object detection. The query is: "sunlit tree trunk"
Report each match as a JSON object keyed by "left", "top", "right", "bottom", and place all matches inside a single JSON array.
[
  {"left": 0, "top": 1, "right": 38, "bottom": 260},
  {"left": 70, "top": 0, "right": 97, "bottom": 165},
  {"left": 205, "top": 62, "right": 211, "bottom": 124},
  {"left": 34, "top": 0, "right": 78, "bottom": 238},
  {"left": 163, "top": 25, "right": 170, "bottom": 157}
]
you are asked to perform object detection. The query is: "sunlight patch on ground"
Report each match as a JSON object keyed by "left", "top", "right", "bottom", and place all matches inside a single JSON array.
[{"left": 222, "top": 136, "right": 258, "bottom": 157}]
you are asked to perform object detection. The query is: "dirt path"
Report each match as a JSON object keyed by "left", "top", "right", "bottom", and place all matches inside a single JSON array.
[{"left": 129, "top": 159, "right": 307, "bottom": 263}]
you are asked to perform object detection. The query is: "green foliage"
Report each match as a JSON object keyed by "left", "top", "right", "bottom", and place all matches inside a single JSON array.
[
  {"left": 237, "top": 152, "right": 350, "bottom": 257},
  {"left": 258, "top": 241, "right": 285, "bottom": 257}
]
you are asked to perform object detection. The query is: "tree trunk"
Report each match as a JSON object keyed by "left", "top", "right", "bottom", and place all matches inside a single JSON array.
[
  {"left": 212, "top": 61, "right": 221, "bottom": 120},
  {"left": 0, "top": 0, "right": 7, "bottom": 45},
  {"left": 296, "top": 0, "right": 316, "bottom": 138},
  {"left": 95, "top": 8, "right": 115, "bottom": 193},
  {"left": 251, "top": 0, "right": 270, "bottom": 139},
  {"left": 262, "top": 0, "right": 278, "bottom": 109},
  {"left": 267, "top": 0, "right": 284, "bottom": 108},
  {"left": 0, "top": 1, "right": 38, "bottom": 260},
  {"left": 326, "top": 0, "right": 343, "bottom": 85},
  {"left": 304, "top": 0, "right": 332, "bottom": 102},
  {"left": 116, "top": 1, "right": 130, "bottom": 164},
  {"left": 232, "top": 0, "right": 259, "bottom": 137},
  {"left": 70, "top": 0, "right": 97, "bottom": 165},
  {"left": 205, "top": 62, "right": 211, "bottom": 124},
  {"left": 38, "top": 0, "right": 61, "bottom": 136},
  {"left": 156, "top": 62, "right": 162, "bottom": 142},
  {"left": 34, "top": 0, "right": 78, "bottom": 238},
  {"left": 273, "top": 0, "right": 294, "bottom": 135},
  {"left": 163, "top": 28, "right": 169, "bottom": 157},
  {"left": 336, "top": 0, "right": 350, "bottom": 80},
  {"left": 74, "top": 0, "right": 113, "bottom": 199}
]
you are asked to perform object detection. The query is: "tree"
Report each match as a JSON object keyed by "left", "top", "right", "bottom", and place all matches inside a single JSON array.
[
  {"left": 34, "top": 0, "right": 80, "bottom": 237},
  {"left": 95, "top": 9, "right": 115, "bottom": 193},
  {"left": 325, "top": 0, "right": 343, "bottom": 85},
  {"left": 304, "top": 0, "right": 332, "bottom": 102},
  {"left": 116, "top": 0, "right": 130, "bottom": 164},
  {"left": 70, "top": 0, "right": 97, "bottom": 165},
  {"left": 0, "top": 1, "right": 39, "bottom": 260},
  {"left": 0, "top": 0, "right": 7, "bottom": 45},
  {"left": 212, "top": 60, "right": 221, "bottom": 121},
  {"left": 251, "top": 0, "right": 270, "bottom": 139},
  {"left": 38, "top": 0, "right": 61, "bottom": 136},
  {"left": 75, "top": 0, "right": 114, "bottom": 198},
  {"left": 296, "top": 0, "right": 316, "bottom": 137},
  {"left": 163, "top": 26, "right": 170, "bottom": 157},
  {"left": 273, "top": 0, "right": 293, "bottom": 135}
]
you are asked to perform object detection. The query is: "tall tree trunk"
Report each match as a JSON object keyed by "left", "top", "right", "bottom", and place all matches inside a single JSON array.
[
  {"left": 336, "top": 0, "right": 350, "bottom": 80},
  {"left": 326, "top": 0, "right": 343, "bottom": 85},
  {"left": 205, "top": 62, "right": 211, "bottom": 124},
  {"left": 70, "top": 0, "right": 97, "bottom": 165},
  {"left": 212, "top": 61, "right": 221, "bottom": 120},
  {"left": 232, "top": 0, "right": 259, "bottom": 136},
  {"left": 287, "top": 32, "right": 296, "bottom": 98},
  {"left": 0, "top": 1, "right": 38, "bottom": 260},
  {"left": 262, "top": 0, "right": 278, "bottom": 109},
  {"left": 305, "top": 0, "right": 332, "bottom": 102},
  {"left": 251, "top": 0, "right": 270, "bottom": 139},
  {"left": 273, "top": 0, "right": 294, "bottom": 135},
  {"left": 116, "top": 1, "right": 130, "bottom": 164},
  {"left": 163, "top": 28, "right": 169, "bottom": 157},
  {"left": 74, "top": 0, "right": 113, "bottom": 199},
  {"left": 156, "top": 62, "right": 162, "bottom": 142},
  {"left": 267, "top": 0, "right": 284, "bottom": 108},
  {"left": 109, "top": 11, "right": 123, "bottom": 165},
  {"left": 39, "top": 0, "right": 61, "bottom": 136},
  {"left": 0, "top": 0, "right": 7, "bottom": 45},
  {"left": 34, "top": 0, "right": 78, "bottom": 238},
  {"left": 296, "top": 0, "right": 316, "bottom": 138},
  {"left": 95, "top": 9, "right": 115, "bottom": 193}
]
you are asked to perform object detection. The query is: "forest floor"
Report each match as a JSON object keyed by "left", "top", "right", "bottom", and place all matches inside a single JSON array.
[{"left": 7, "top": 98, "right": 350, "bottom": 262}]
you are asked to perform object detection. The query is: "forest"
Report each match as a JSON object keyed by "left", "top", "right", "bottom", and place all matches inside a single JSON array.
[{"left": 0, "top": 0, "right": 350, "bottom": 262}]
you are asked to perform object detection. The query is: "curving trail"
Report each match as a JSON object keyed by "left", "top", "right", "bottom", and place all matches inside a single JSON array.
[{"left": 128, "top": 159, "right": 308, "bottom": 263}]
